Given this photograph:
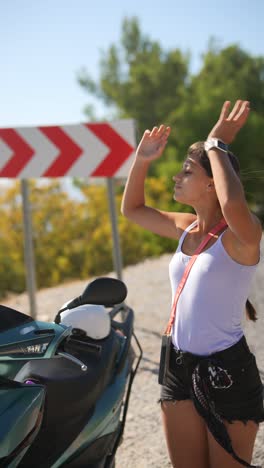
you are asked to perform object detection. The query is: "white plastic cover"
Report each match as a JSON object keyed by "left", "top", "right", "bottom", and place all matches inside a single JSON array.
[{"left": 60, "top": 304, "right": 111, "bottom": 340}]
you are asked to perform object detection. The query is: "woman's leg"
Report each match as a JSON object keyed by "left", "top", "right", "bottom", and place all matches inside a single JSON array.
[
  {"left": 161, "top": 399, "right": 210, "bottom": 468},
  {"left": 207, "top": 419, "right": 259, "bottom": 468}
]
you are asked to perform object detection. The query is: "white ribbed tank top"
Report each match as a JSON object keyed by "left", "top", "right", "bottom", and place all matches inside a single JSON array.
[{"left": 169, "top": 220, "right": 259, "bottom": 355}]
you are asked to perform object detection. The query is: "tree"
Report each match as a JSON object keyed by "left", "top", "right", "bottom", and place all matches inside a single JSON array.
[
  {"left": 78, "top": 21, "right": 264, "bottom": 214},
  {"left": 0, "top": 178, "right": 181, "bottom": 298},
  {"left": 170, "top": 43, "right": 264, "bottom": 208},
  {"left": 78, "top": 17, "right": 189, "bottom": 137}
]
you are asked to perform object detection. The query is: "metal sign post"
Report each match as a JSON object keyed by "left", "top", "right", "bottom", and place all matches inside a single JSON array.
[
  {"left": 21, "top": 179, "right": 37, "bottom": 319},
  {"left": 107, "top": 178, "right": 123, "bottom": 281}
]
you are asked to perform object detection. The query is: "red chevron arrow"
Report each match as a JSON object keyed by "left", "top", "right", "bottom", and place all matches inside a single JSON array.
[
  {"left": 40, "top": 126, "right": 82, "bottom": 177},
  {"left": 0, "top": 129, "right": 34, "bottom": 177},
  {"left": 87, "top": 123, "right": 134, "bottom": 177}
]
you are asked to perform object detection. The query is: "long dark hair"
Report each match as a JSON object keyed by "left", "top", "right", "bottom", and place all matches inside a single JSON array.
[{"left": 187, "top": 141, "right": 257, "bottom": 322}]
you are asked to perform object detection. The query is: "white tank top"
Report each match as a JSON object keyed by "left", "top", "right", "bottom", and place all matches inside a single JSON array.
[{"left": 169, "top": 220, "right": 259, "bottom": 355}]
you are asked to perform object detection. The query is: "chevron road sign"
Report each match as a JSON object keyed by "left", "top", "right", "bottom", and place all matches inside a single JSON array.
[
  {"left": 0, "top": 119, "right": 136, "bottom": 178},
  {"left": 0, "top": 118, "right": 137, "bottom": 318}
]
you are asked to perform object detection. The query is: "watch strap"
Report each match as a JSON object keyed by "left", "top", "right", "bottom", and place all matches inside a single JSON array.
[{"left": 204, "top": 138, "right": 229, "bottom": 153}]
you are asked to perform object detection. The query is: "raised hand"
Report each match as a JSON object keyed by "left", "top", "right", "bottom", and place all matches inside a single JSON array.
[
  {"left": 208, "top": 100, "right": 250, "bottom": 144},
  {"left": 136, "top": 125, "right": 171, "bottom": 162}
]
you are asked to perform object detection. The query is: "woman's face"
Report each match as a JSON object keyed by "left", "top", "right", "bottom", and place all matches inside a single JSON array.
[{"left": 173, "top": 152, "right": 213, "bottom": 206}]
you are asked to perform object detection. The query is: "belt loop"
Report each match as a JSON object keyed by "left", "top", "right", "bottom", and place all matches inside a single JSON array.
[
  {"left": 174, "top": 349, "right": 183, "bottom": 365},
  {"left": 176, "top": 352, "right": 183, "bottom": 365}
]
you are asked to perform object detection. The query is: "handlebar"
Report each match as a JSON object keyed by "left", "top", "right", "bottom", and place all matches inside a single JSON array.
[
  {"left": 55, "top": 303, "right": 135, "bottom": 375},
  {"left": 56, "top": 351, "right": 88, "bottom": 372}
]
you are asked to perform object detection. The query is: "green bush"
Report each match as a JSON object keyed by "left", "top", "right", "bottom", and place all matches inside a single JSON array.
[{"left": 0, "top": 178, "right": 183, "bottom": 299}]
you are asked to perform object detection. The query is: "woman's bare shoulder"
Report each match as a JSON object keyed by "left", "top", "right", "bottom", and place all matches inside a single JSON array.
[
  {"left": 170, "top": 212, "right": 197, "bottom": 238},
  {"left": 154, "top": 210, "right": 196, "bottom": 240}
]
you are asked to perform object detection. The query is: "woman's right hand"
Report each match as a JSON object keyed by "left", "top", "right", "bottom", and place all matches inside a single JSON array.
[{"left": 136, "top": 125, "right": 171, "bottom": 162}]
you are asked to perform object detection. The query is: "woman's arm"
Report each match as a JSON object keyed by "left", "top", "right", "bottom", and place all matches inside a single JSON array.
[
  {"left": 121, "top": 125, "right": 195, "bottom": 239},
  {"left": 206, "top": 100, "right": 262, "bottom": 246}
]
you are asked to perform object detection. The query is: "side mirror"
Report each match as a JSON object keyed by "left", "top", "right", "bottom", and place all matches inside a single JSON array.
[{"left": 54, "top": 278, "right": 127, "bottom": 324}]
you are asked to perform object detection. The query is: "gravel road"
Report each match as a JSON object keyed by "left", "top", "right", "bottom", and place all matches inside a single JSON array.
[{"left": 5, "top": 247, "right": 264, "bottom": 467}]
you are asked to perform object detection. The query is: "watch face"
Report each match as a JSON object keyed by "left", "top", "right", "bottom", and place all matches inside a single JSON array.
[
  {"left": 204, "top": 139, "right": 228, "bottom": 152},
  {"left": 218, "top": 140, "right": 228, "bottom": 151}
]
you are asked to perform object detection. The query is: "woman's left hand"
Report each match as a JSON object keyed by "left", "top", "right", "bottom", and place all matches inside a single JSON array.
[{"left": 208, "top": 100, "right": 250, "bottom": 144}]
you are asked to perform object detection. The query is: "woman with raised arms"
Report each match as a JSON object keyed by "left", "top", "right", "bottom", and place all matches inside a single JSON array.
[{"left": 121, "top": 100, "right": 264, "bottom": 468}]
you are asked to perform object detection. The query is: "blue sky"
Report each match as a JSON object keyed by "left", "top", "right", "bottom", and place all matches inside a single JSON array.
[{"left": 0, "top": 0, "right": 263, "bottom": 129}]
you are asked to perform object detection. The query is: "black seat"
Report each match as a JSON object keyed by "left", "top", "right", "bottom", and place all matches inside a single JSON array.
[{"left": 16, "top": 329, "right": 121, "bottom": 467}]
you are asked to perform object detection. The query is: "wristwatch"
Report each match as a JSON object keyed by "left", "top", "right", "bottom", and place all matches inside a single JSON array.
[{"left": 204, "top": 138, "right": 229, "bottom": 153}]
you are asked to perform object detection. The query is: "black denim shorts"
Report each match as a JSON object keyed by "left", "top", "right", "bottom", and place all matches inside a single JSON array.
[{"left": 159, "top": 335, "right": 264, "bottom": 424}]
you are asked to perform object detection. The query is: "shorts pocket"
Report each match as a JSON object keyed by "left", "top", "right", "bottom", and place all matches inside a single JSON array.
[
  {"left": 211, "top": 353, "right": 264, "bottom": 420},
  {"left": 160, "top": 350, "right": 189, "bottom": 398},
  {"left": 226, "top": 353, "right": 261, "bottom": 387}
]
